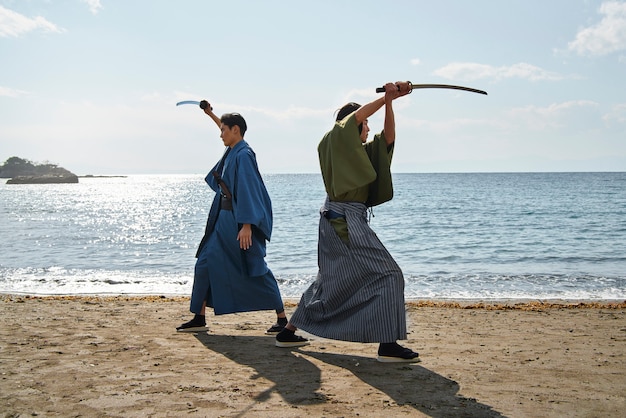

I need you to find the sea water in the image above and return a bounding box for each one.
[1,172,625,300]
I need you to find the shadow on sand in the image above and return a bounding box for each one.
[194,333,506,417]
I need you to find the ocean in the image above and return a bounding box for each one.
[1,172,625,300]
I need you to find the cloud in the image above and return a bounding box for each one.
[81,0,103,15]
[233,104,330,122]
[410,58,421,66]
[433,62,564,82]
[567,1,626,56]
[0,85,29,97]
[511,100,599,116]
[603,103,626,123]
[506,100,599,130]
[0,5,64,37]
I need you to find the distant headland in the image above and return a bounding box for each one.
[0,157,78,184]
[1,157,127,184]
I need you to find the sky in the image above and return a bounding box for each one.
[1,0,625,175]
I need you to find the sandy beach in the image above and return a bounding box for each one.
[1,295,624,417]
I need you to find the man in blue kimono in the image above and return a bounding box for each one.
[177,101,289,334]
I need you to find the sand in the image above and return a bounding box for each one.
[0,295,624,417]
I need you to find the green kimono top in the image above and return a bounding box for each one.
[317,111,394,207]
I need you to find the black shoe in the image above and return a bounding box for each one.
[176,316,208,333]
[275,330,309,348]
[377,342,420,363]
[265,317,288,335]
[265,323,285,335]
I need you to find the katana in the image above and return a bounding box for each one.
[376,83,487,95]
[176,100,213,110]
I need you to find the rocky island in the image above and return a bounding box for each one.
[0,157,79,184]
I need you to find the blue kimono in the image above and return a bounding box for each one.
[190,140,284,315]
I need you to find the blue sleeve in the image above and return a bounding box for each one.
[232,147,273,241]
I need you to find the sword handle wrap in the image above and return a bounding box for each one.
[375,81,413,93]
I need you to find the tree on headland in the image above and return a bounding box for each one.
[0,156,76,179]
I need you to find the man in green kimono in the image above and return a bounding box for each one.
[276,82,420,362]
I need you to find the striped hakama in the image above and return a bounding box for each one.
[289,199,407,343]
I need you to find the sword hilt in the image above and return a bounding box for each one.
[375,81,412,93]
[199,100,213,111]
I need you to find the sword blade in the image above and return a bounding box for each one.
[176,100,201,106]
[410,84,487,95]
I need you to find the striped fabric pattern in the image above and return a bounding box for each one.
[289,199,408,343]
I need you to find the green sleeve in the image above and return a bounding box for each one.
[364,131,394,207]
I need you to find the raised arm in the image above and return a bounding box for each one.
[200,100,221,129]
[383,84,401,145]
[355,82,411,145]
[354,97,385,125]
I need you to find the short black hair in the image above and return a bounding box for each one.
[336,102,361,122]
[221,113,247,136]
[335,102,362,134]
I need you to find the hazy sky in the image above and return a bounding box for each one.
[1,0,625,174]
